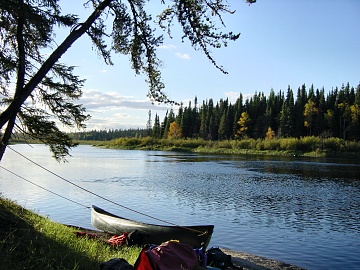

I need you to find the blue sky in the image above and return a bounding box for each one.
[55,0,360,131]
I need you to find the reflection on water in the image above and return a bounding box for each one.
[0,144,359,270]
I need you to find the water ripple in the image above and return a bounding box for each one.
[1,145,359,270]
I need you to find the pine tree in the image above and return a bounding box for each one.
[294,84,307,137]
[163,109,175,139]
[181,101,192,138]
[218,109,229,140]
[152,114,161,139]
[349,83,360,140]
[315,88,327,136]
[232,94,243,138]
[207,99,215,139]
[161,110,168,139]
[279,86,295,137]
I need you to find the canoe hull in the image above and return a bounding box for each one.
[91,205,214,248]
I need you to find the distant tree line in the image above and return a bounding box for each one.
[73,82,360,142]
[71,128,150,141]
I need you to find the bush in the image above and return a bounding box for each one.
[139,136,157,146]
[255,140,264,151]
[102,136,360,156]
[279,138,299,151]
[323,137,345,151]
[343,140,360,152]
[231,139,256,149]
[121,138,142,147]
[215,140,232,149]
[262,138,280,150]
[161,138,207,149]
[299,136,321,151]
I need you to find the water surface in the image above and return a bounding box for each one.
[0,144,359,269]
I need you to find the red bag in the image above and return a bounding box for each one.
[134,241,198,270]
[108,232,128,246]
[134,247,153,270]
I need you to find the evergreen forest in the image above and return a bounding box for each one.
[72,82,360,143]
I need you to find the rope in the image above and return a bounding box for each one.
[0,165,90,209]
[3,145,209,235]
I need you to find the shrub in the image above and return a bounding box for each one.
[323,137,344,151]
[139,136,157,146]
[255,140,264,151]
[299,136,321,151]
[279,138,299,151]
[262,138,280,150]
[215,140,232,149]
[344,140,360,152]
[231,139,256,149]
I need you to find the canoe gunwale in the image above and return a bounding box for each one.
[91,205,214,248]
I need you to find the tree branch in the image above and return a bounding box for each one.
[0,0,112,129]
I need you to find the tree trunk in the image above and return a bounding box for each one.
[0,115,16,160]
[0,0,112,160]
[0,0,112,130]
[0,2,26,160]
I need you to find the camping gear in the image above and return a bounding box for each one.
[100,258,134,270]
[134,241,198,270]
[206,247,239,269]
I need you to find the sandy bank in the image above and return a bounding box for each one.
[222,248,305,270]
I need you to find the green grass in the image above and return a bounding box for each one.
[93,136,360,158]
[0,195,141,270]
[11,136,360,158]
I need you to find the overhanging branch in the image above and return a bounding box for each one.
[0,0,112,129]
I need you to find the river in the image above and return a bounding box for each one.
[0,144,359,269]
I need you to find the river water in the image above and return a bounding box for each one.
[0,144,359,269]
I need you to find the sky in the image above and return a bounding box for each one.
[54,0,360,131]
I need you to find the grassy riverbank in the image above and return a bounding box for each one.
[0,196,141,270]
[1,195,305,270]
[10,136,360,158]
[91,136,360,158]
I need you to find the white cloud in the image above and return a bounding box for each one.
[80,89,170,111]
[158,44,191,60]
[158,44,177,50]
[224,91,253,103]
[86,112,144,130]
[224,91,241,103]
[175,52,191,60]
[77,89,174,130]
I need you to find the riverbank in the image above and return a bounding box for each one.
[0,195,141,269]
[10,136,360,159]
[90,136,360,159]
[223,249,305,270]
[1,196,305,269]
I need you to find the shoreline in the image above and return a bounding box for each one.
[222,248,305,270]
[74,225,305,270]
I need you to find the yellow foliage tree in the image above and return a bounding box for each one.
[350,104,360,124]
[236,112,250,138]
[265,127,275,139]
[304,99,318,135]
[324,109,334,129]
[168,121,182,139]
